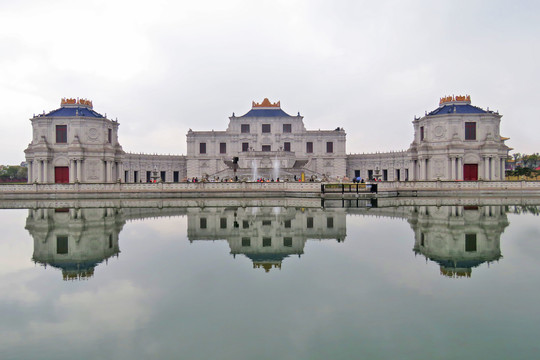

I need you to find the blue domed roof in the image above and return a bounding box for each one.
[239,108,292,117]
[237,98,293,118]
[44,106,105,118]
[428,104,487,116]
[245,253,290,262]
[427,95,488,116]
[37,98,105,118]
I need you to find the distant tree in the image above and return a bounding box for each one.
[0,165,27,181]
[514,166,532,177]
[528,153,540,168]
[510,152,540,170]
[16,166,27,179]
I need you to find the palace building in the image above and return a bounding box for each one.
[24,96,510,183]
[186,98,346,180]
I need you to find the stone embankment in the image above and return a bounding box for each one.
[0,182,322,200]
[375,180,540,197]
[1,181,539,201]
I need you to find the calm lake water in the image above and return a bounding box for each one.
[1,199,540,360]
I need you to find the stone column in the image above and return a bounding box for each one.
[27,161,33,184]
[500,158,505,180]
[490,157,495,180]
[69,160,75,183]
[103,160,108,182]
[36,160,41,183]
[117,161,123,183]
[77,160,82,182]
[43,160,48,183]
[424,158,429,180]
[450,157,456,180]
[457,157,463,180]
[108,161,113,183]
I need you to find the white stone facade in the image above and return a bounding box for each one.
[347,151,410,181]
[186,99,346,180]
[24,96,509,183]
[122,153,186,183]
[409,204,508,277]
[25,99,124,183]
[347,96,510,181]
[26,207,123,280]
[408,96,509,181]
[187,205,346,271]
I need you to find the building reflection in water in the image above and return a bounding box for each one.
[22,200,515,278]
[187,206,347,272]
[25,208,124,280]
[408,205,509,278]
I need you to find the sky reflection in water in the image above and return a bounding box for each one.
[1,201,540,360]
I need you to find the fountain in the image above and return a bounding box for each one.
[150,166,161,183]
[251,159,258,181]
[272,158,280,181]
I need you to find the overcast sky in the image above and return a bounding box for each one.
[1,0,539,164]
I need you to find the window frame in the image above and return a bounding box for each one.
[56,125,67,143]
[56,235,68,254]
[306,142,313,154]
[283,142,291,152]
[241,124,250,133]
[283,123,292,133]
[220,142,227,154]
[465,233,477,252]
[326,141,334,153]
[465,122,476,140]
[262,124,271,133]
[199,142,206,154]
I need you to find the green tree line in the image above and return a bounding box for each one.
[0,165,27,182]
[507,152,540,178]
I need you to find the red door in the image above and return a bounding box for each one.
[463,164,478,181]
[55,167,69,183]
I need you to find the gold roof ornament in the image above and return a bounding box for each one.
[440,267,472,278]
[439,95,471,106]
[252,98,280,108]
[253,261,282,272]
[61,97,93,109]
